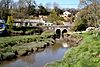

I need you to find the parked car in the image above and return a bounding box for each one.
[0,20,8,36]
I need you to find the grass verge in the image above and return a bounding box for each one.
[46,31,100,67]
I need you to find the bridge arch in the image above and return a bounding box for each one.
[62,29,67,34]
[55,28,67,38]
[62,29,67,38]
[56,29,61,38]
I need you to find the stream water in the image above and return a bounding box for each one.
[1,39,69,67]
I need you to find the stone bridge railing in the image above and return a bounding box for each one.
[42,25,71,30]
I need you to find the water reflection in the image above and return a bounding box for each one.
[2,40,69,67]
[21,54,35,64]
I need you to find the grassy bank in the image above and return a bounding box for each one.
[0,32,54,61]
[0,32,54,48]
[46,31,100,67]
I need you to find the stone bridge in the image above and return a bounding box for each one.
[42,25,72,38]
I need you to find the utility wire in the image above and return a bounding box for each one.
[56,4,78,5]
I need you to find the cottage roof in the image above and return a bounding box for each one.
[63,11,71,15]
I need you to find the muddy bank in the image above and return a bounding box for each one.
[0,39,55,62]
[63,33,83,47]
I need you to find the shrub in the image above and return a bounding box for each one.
[73,18,87,31]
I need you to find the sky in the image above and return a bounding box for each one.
[15,0,79,9]
[36,0,79,8]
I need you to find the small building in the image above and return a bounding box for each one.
[14,17,54,27]
[62,11,72,22]
[40,18,53,26]
[63,11,71,17]
[14,19,41,27]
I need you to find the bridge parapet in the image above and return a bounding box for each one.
[46,25,71,30]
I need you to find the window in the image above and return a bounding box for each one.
[0,23,5,29]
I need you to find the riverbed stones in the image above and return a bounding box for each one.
[0,55,1,61]
[0,54,3,61]
[14,50,18,55]
[32,48,37,52]
[46,42,50,46]
[49,41,54,46]
[64,34,82,47]
[36,47,44,52]
[17,50,27,56]
[2,52,16,60]
[0,34,55,62]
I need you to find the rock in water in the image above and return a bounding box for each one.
[2,53,16,60]
[62,43,69,48]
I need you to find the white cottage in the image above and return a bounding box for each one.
[63,11,71,17]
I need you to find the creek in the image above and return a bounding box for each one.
[1,39,69,67]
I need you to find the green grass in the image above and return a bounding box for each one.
[0,32,54,54]
[46,31,100,67]
[0,35,37,48]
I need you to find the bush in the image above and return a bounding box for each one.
[37,23,43,26]
[73,18,87,31]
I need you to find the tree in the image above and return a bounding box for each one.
[11,0,36,19]
[18,0,37,17]
[38,4,48,15]
[48,9,64,25]
[79,0,100,8]
[0,0,13,21]
[79,0,100,25]
[73,10,88,31]
[18,0,26,7]
[73,0,100,31]
[6,16,14,31]
[28,5,36,15]
[53,2,63,15]
[54,7,63,15]
[25,0,36,15]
